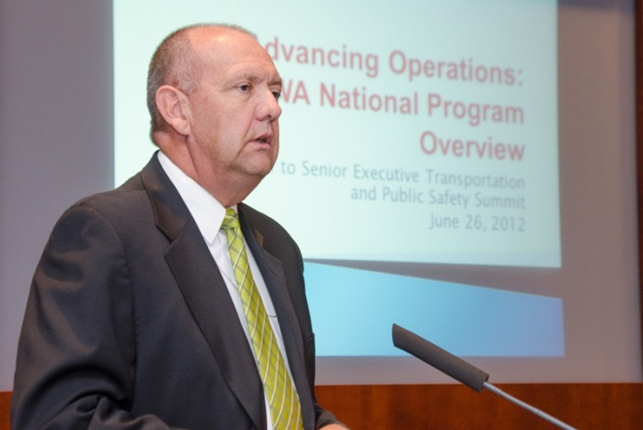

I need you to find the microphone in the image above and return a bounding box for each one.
[392,324,577,430]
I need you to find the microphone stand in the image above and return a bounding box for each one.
[392,324,578,430]
[482,382,577,430]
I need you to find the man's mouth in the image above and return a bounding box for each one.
[253,133,272,144]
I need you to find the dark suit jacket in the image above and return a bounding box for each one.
[11,154,339,430]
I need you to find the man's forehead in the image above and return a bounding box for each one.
[188,27,259,56]
[188,30,279,79]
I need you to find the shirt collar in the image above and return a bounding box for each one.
[157,151,235,245]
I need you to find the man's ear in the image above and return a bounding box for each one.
[155,85,192,136]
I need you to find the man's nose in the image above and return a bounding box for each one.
[256,88,282,121]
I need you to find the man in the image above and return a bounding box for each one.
[11,24,348,430]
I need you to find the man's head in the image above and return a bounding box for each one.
[147,24,283,206]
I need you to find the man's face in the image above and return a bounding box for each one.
[185,30,283,191]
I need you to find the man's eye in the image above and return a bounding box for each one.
[272,90,281,100]
[238,84,251,92]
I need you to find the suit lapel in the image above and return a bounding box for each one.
[140,155,266,430]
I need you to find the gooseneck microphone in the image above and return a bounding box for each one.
[392,324,578,430]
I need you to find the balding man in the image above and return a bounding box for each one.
[11,24,347,430]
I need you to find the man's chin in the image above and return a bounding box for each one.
[237,165,274,186]
[244,156,278,177]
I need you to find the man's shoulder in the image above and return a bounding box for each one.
[74,173,147,213]
[69,153,166,215]
[53,172,153,234]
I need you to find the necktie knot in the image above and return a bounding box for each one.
[222,208,240,231]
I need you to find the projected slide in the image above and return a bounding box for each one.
[115,0,559,269]
[114,0,562,357]
[305,263,564,357]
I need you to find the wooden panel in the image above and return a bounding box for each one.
[2,384,642,429]
[316,383,643,429]
[0,392,10,430]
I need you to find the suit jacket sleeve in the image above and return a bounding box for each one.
[11,203,184,429]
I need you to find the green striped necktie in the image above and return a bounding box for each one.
[221,208,304,430]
